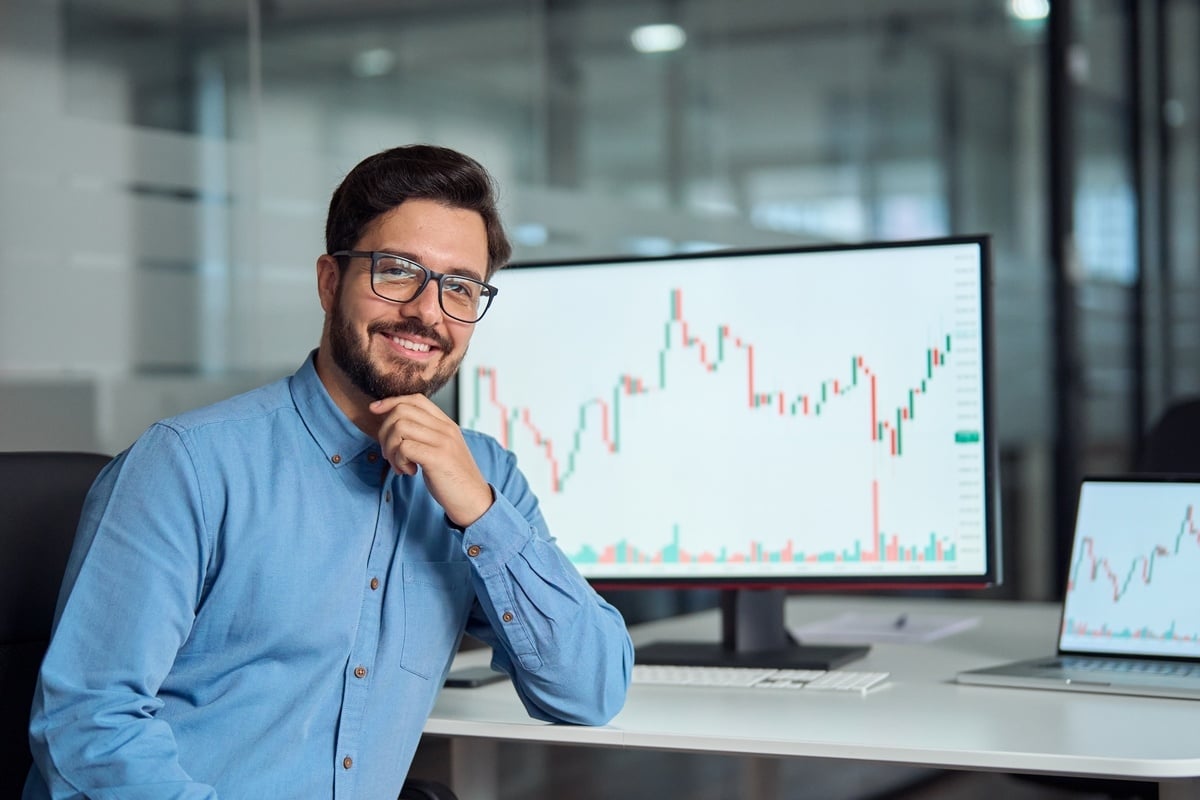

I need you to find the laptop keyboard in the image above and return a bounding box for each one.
[631,664,890,694]
[1054,657,1198,677]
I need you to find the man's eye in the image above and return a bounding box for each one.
[443,279,476,298]
[378,263,421,280]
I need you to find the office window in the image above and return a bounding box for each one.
[1069,0,1138,466]
[2,0,1057,586]
[1162,0,1200,399]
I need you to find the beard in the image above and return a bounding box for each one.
[327,294,464,400]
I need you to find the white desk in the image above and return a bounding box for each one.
[426,596,1200,800]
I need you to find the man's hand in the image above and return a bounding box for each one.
[369,395,494,528]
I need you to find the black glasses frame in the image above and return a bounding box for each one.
[331,250,498,323]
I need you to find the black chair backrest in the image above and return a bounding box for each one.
[0,451,111,798]
[1137,398,1200,474]
[399,778,461,800]
[0,451,458,800]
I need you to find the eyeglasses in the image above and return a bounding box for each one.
[332,250,499,323]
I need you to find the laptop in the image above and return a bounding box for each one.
[957,475,1200,700]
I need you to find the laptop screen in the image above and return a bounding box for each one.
[1059,477,1200,659]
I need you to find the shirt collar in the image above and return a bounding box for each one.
[289,350,377,469]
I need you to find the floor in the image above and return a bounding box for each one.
[409,737,1158,799]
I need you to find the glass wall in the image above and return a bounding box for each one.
[4,0,1196,600]
[1073,0,1137,473]
[1161,0,1200,401]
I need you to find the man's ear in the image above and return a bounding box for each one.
[316,254,340,313]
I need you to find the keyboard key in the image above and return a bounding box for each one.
[803,670,890,694]
[632,665,775,687]
[753,669,826,689]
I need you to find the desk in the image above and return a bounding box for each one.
[426,596,1200,800]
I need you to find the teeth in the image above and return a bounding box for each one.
[391,335,431,353]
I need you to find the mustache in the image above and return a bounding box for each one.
[367,318,452,352]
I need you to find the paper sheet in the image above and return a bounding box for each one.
[787,612,980,644]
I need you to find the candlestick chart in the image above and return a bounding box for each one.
[458,244,992,581]
[1060,481,1200,657]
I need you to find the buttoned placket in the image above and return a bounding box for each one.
[332,451,396,799]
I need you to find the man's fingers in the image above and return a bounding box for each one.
[369,396,405,415]
[386,437,417,475]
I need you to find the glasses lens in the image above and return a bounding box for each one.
[440,276,491,322]
[369,254,493,322]
[371,256,426,302]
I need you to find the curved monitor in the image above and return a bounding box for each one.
[457,236,1000,669]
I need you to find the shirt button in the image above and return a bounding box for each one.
[342,756,353,770]
[368,452,379,463]
[331,454,342,465]
[370,577,380,590]
[502,612,514,623]
[385,490,391,503]
[467,544,482,557]
[354,665,367,679]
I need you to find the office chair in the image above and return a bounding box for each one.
[0,451,110,798]
[1136,397,1200,474]
[0,451,458,800]
[398,778,461,800]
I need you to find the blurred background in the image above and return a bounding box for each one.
[1,0,1198,611]
[3,2,1197,797]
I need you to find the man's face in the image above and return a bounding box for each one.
[317,198,489,403]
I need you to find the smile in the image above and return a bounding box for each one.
[391,335,432,353]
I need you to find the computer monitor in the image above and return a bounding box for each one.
[456,235,1000,670]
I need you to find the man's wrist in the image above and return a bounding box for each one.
[447,483,495,529]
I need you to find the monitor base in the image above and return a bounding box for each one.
[634,640,870,671]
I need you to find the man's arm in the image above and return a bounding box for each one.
[370,395,633,725]
[458,479,634,726]
[27,424,216,800]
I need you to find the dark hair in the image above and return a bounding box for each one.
[325,144,512,278]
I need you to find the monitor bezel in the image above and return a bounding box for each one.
[454,234,1002,592]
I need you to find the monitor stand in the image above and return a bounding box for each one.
[634,588,869,671]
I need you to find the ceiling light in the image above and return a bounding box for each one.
[630,24,686,54]
[1009,0,1050,21]
[351,48,396,78]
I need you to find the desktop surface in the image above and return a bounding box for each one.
[428,596,1200,793]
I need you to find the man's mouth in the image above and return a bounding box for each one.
[367,320,452,364]
[389,335,432,353]
[377,330,442,363]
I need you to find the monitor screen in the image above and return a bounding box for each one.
[457,236,999,668]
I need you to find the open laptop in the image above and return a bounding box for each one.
[957,475,1200,700]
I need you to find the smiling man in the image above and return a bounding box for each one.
[25,145,633,800]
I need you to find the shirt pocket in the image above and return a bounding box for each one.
[399,560,473,679]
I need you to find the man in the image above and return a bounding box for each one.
[25,144,633,799]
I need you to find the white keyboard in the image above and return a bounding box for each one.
[632,664,889,695]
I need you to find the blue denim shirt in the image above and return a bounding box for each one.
[25,353,632,800]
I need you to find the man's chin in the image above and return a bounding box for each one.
[348,343,462,399]
[371,366,456,399]
[371,376,438,399]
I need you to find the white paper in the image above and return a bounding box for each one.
[788,612,980,644]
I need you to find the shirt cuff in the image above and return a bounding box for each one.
[459,489,535,577]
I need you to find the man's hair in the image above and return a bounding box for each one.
[325,144,512,278]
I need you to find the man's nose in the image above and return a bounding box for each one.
[404,279,443,323]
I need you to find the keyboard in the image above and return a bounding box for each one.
[631,664,890,695]
[1054,657,1198,677]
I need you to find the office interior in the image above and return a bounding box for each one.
[1,0,1196,798]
